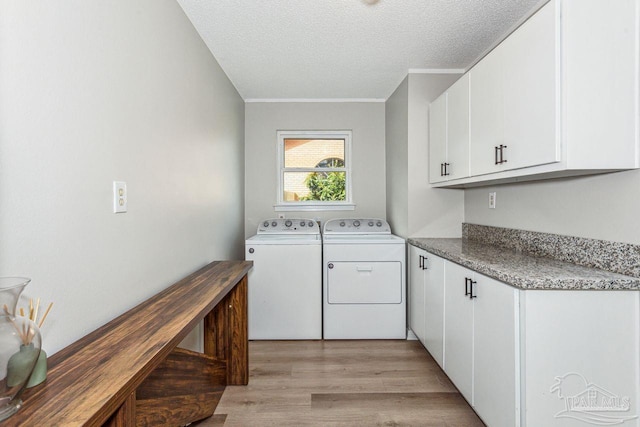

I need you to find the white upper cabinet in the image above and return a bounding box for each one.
[501,1,558,171]
[433,0,639,187]
[561,0,638,169]
[429,74,470,183]
[447,75,470,180]
[471,1,558,176]
[428,93,448,183]
[469,45,505,176]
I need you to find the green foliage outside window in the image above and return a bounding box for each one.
[301,171,346,201]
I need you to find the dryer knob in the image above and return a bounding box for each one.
[271,221,277,227]
[376,221,382,227]
[285,220,292,227]
[263,221,269,227]
[353,220,361,227]
[328,263,334,269]
[340,221,345,227]
[368,221,374,226]
[248,248,255,254]
[300,221,305,227]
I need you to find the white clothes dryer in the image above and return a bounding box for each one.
[322,218,406,339]
[245,218,321,340]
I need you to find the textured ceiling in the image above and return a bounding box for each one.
[177,0,544,100]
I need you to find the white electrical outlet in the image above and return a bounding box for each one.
[113,181,127,213]
[489,192,496,209]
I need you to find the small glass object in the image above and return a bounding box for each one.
[0,277,42,422]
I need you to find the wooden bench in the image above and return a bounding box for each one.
[12,260,252,426]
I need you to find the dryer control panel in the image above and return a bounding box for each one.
[256,218,320,234]
[323,218,391,234]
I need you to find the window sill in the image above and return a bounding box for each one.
[274,203,356,212]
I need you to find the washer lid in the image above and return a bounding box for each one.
[322,234,405,245]
[246,234,321,245]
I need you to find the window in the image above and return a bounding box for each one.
[276,130,353,211]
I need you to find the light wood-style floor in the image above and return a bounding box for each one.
[194,340,484,426]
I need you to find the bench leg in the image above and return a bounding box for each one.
[104,391,135,427]
[204,275,249,385]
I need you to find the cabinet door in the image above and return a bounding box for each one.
[522,290,640,427]
[469,46,505,176]
[423,253,445,368]
[429,93,447,183]
[443,261,474,403]
[446,74,470,180]
[502,0,558,170]
[408,246,426,342]
[473,274,519,427]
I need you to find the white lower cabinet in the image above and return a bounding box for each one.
[422,252,445,368]
[408,246,445,367]
[410,245,519,424]
[520,290,640,427]
[443,261,519,426]
[472,272,519,427]
[411,244,640,427]
[443,262,475,402]
[408,245,427,342]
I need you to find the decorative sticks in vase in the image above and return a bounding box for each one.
[3,298,53,345]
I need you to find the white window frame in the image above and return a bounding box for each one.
[275,130,354,211]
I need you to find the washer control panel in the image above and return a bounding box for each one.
[323,218,391,234]
[256,218,320,234]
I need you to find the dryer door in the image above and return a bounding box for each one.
[327,261,402,304]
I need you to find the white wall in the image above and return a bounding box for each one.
[465,169,640,245]
[244,102,386,237]
[385,73,464,239]
[0,1,245,354]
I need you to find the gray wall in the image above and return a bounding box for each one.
[385,73,464,239]
[385,78,410,237]
[244,102,386,237]
[465,169,640,245]
[0,1,245,353]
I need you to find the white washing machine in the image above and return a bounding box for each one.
[245,218,321,340]
[323,218,406,339]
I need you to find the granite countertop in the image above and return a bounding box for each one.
[408,237,640,290]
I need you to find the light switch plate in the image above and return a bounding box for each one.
[489,192,496,209]
[113,181,127,213]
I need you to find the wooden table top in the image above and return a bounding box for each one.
[10,260,252,427]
